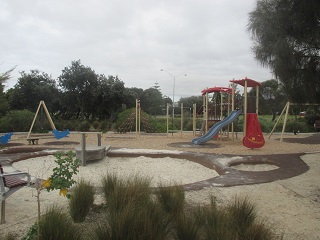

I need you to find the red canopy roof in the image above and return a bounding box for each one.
[229,77,262,87]
[201,86,232,95]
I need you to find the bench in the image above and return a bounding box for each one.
[0,164,30,224]
[26,136,55,145]
[314,120,320,132]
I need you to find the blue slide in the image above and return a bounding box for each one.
[192,110,242,145]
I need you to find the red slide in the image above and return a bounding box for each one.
[243,113,265,148]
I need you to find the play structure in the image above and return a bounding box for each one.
[192,86,238,144]
[27,101,70,144]
[192,110,242,144]
[117,100,156,134]
[269,102,320,142]
[192,77,265,149]
[230,78,265,148]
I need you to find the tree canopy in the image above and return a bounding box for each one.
[248,0,320,103]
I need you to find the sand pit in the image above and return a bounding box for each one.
[12,155,219,187]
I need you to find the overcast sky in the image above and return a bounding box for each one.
[1,0,273,100]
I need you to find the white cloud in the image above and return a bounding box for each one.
[1,0,272,99]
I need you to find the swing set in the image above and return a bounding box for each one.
[27,101,69,144]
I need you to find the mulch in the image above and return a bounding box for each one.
[279,133,320,144]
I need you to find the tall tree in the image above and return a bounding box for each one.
[140,87,163,115]
[0,67,15,116]
[93,75,126,120]
[249,79,286,120]
[58,60,98,119]
[7,70,59,112]
[248,0,320,103]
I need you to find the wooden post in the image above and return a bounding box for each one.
[256,85,259,114]
[193,103,196,136]
[231,82,235,141]
[243,80,248,137]
[268,102,289,139]
[205,92,208,134]
[97,133,101,146]
[181,103,183,136]
[166,103,169,136]
[280,102,290,142]
[81,133,86,166]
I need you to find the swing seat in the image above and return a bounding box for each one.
[0,133,13,145]
[52,129,70,139]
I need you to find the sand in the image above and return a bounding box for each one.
[1,131,320,239]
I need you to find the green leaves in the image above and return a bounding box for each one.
[45,151,80,198]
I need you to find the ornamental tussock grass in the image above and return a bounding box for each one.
[96,174,172,240]
[155,183,185,216]
[69,179,95,223]
[1,232,17,240]
[38,205,81,240]
[91,173,282,240]
[101,173,151,212]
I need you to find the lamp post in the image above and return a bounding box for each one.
[160,69,187,135]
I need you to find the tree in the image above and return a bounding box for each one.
[58,60,99,119]
[7,70,60,112]
[248,0,320,104]
[93,75,126,120]
[0,67,15,116]
[140,87,163,115]
[249,79,286,120]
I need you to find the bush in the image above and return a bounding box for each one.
[78,121,91,131]
[69,179,95,223]
[92,120,100,130]
[0,110,35,132]
[93,174,282,240]
[38,206,81,240]
[155,184,185,216]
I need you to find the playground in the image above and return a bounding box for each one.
[0,131,320,239]
[0,79,320,239]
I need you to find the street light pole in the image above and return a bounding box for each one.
[160,69,187,135]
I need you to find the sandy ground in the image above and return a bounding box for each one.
[1,131,320,239]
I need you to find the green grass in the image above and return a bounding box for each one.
[69,179,95,223]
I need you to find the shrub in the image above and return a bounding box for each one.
[21,223,37,240]
[38,206,81,240]
[69,179,95,223]
[155,184,185,216]
[0,110,35,132]
[102,174,151,212]
[92,120,100,130]
[1,232,18,240]
[97,174,171,240]
[78,121,91,131]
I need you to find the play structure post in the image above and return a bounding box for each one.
[81,133,86,166]
[243,80,248,137]
[256,85,259,114]
[193,103,196,136]
[181,103,183,136]
[280,102,290,142]
[166,103,169,136]
[135,99,140,136]
[268,102,289,139]
[205,92,209,133]
[231,82,235,141]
